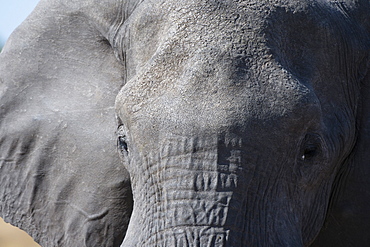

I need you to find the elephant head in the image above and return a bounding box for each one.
[1,0,370,246]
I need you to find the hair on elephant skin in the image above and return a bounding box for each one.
[0,0,369,246]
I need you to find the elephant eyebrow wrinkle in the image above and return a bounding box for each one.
[55,200,109,221]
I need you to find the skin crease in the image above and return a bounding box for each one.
[0,0,369,247]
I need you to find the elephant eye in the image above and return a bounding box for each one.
[117,125,129,155]
[118,135,128,153]
[301,145,318,161]
[300,133,323,162]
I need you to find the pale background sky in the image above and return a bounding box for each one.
[0,0,40,46]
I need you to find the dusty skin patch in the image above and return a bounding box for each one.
[0,218,40,247]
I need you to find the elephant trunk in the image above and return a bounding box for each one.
[122,136,304,246]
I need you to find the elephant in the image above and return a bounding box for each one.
[1,0,370,246]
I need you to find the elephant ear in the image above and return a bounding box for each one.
[0,0,133,246]
[312,1,370,246]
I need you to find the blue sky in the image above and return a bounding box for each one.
[0,0,40,46]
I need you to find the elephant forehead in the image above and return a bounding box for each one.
[116,49,319,141]
[115,0,322,139]
[112,0,312,80]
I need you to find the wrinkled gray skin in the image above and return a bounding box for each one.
[1,0,370,246]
